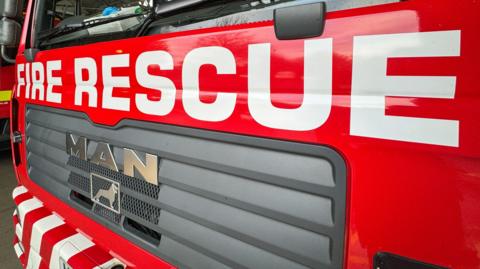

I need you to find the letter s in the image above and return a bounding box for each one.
[135,51,176,116]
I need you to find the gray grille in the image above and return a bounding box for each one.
[25,105,347,269]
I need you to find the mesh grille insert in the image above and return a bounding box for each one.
[122,194,161,225]
[93,204,122,224]
[68,156,160,199]
[68,173,90,194]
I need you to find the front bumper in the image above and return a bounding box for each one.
[12,186,124,269]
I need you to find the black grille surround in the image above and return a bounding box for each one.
[25,104,347,269]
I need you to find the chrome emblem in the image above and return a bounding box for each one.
[66,133,159,185]
[90,173,120,213]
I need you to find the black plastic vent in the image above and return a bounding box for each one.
[124,217,161,245]
[374,252,448,269]
[70,190,93,209]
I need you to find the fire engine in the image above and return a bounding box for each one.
[1,0,479,268]
[0,60,14,149]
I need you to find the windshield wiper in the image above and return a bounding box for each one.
[135,0,212,36]
[39,12,147,42]
[155,0,210,15]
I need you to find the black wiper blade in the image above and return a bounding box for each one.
[82,12,146,29]
[155,0,210,15]
[39,12,147,41]
[38,25,78,41]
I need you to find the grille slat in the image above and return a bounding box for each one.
[27,136,69,167]
[159,236,231,269]
[27,152,70,184]
[159,176,333,235]
[28,167,71,201]
[26,122,66,150]
[159,159,334,229]
[25,105,347,269]
[157,185,330,268]
[158,211,311,269]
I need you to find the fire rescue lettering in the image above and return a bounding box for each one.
[15,30,461,147]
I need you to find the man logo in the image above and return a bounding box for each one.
[66,133,159,186]
[93,181,119,208]
[90,174,121,213]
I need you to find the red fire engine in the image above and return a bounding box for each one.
[0,61,14,149]
[1,0,479,268]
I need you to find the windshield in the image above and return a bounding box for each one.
[37,0,152,47]
[54,0,152,24]
[37,0,399,49]
[146,0,399,36]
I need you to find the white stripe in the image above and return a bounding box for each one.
[49,233,94,269]
[18,197,43,225]
[12,186,28,199]
[26,248,42,269]
[13,209,18,216]
[29,214,65,253]
[93,258,123,269]
[14,243,23,258]
[16,223,23,241]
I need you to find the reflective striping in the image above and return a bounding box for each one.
[39,262,50,269]
[29,214,65,253]
[13,186,28,199]
[49,233,95,269]
[92,258,123,269]
[0,90,12,101]
[14,242,23,257]
[22,208,51,266]
[68,245,115,268]
[13,210,18,224]
[18,197,43,225]
[13,239,26,267]
[14,192,33,209]
[40,225,77,266]
[61,234,95,261]
[13,211,22,242]
[26,248,43,269]
[16,223,23,241]
[12,186,124,269]
[13,234,19,244]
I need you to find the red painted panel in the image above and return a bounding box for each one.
[0,65,14,118]
[11,0,480,268]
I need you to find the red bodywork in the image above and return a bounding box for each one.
[11,0,480,268]
[0,65,14,118]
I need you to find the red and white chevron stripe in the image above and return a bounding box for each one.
[12,186,124,269]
